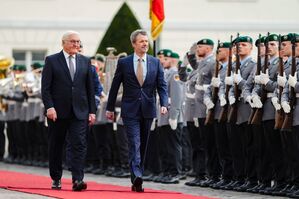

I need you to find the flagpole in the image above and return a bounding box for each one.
[153,40,157,57]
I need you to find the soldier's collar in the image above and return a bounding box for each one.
[240,56,251,66]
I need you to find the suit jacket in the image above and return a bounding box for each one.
[42,51,96,120]
[106,54,168,119]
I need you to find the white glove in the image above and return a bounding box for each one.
[181,54,189,67]
[254,75,261,84]
[189,42,197,55]
[277,72,287,87]
[211,75,221,88]
[229,96,236,105]
[234,70,243,85]
[252,95,263,108]
[260,69,270,85]
[271,97,281,111]
[204,98,214,110]
[281,101,291,113]
[169,118,178,130]
[288,72,297,88]
[150,118,156,131]
[246,96,255,108]
[219,94,227,106]
[225,72,234,86]
[193,117,199,127]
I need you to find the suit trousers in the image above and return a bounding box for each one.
[48,116,88,182]
[0,121,5,159]
[122,117,152,184]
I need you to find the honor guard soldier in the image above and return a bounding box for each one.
[279,33,299,197]
[194,38,221,187]
[205,41,234,189]
[224,36,257,191]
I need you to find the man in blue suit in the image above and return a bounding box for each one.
[42,31,96,191]
[106,29,168,192]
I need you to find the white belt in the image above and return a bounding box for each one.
[195,84,209,91]
[267,93,275,98]
[296,93,299,98]
[168,98,171,104]
[186,93,195,99]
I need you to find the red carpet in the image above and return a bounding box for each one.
[0,170,219,199]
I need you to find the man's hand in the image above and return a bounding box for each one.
[160,106,168,115]
[260,69,270,85]
[281,101,291,113]
[229,96,236,105]
[278,72,287,87]
[233,70,243,85]
[252,95,263,108]
[288,72,297,88]
[169,118,177,130]
[47,108,57,122]
[189,42,197,55]
[271,97,281,111]
[106,111,114,120]
[219,94,227,107]
[211,75,221,88]
[89,114,96,126]
[225,72,234,86]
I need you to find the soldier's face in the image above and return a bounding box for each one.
[296,43,299,57]
[259,43,265,56]
[196,45,208,57]
[217,48,229,62]
[238,42,252,56]
[163,57,172,68]
[158,54,165,65]
[62,34,80,55]
[281,41,292,57]
[132,34,149,55]
[267,41,279,56]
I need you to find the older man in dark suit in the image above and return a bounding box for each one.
[42,31,96,191]
[106,29,168,192]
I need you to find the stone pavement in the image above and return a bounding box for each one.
[0,162,286,199]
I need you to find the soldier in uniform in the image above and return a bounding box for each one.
[224,36,257,190]
[279,33,299,197]
[195,39,221,187]
[157,51,185,184]
[205,41,234,189]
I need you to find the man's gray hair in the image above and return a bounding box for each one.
[130,29,148,43]
[62,30,80,41]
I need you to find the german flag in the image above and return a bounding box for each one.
[149,0,165,41]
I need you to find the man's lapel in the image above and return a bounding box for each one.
[143,54,151,85]
[58,51,72,82]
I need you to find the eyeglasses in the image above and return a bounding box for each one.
[65,40,81,44]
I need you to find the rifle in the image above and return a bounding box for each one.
[274,35,285,129]
[227,33,240,123]
[248,34,262,124]
[251,33,270,125]
[281,36,296,131]
[205,40,220,125]
[218,36,233,123]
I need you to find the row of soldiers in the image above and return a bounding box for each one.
[148,33,299,198]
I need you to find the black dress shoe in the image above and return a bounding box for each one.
[198,178,219,188]
[234,181,257,192]
[221,180,244,190]
[211,179,231,189]
[256,183,271,194]
[264,182,287,195]
[51,180,61,190]
[72,180,87,191]
[272,184,292,196]
[161,175,180,184]
[132,177,144,192]
[286,185,299,197]
[185,177,205,186]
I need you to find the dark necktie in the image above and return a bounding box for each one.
[69,56,75,81]
[136,58,143,86]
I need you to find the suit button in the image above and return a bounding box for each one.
[139,98,141,100]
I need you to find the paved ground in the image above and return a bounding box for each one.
[0,162,286,199]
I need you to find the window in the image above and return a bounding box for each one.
[12,50,46,70]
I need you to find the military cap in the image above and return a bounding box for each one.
[157,49,165,55]
[281,33,296,42]
[11,65,18,71]
[295,33,299,43]
[13,65,26,71]
[197,39,214,46]
[236,36,253,44]
[170,52,180,59]
[265,34,279,43]
[162,49,173,57]
[219,42,231,48]
[255,36,266,47]
[31,62,43,69]
[95,53,105,62]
